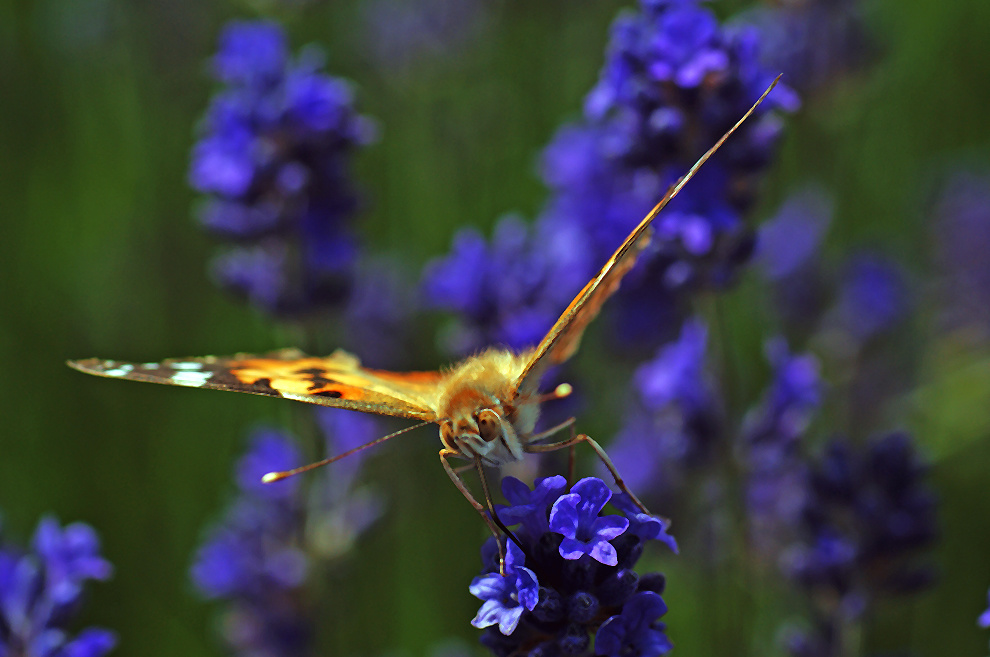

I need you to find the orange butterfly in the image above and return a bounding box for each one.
[70,77,780,566]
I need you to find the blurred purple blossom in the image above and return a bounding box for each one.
[422,213,593,356]
[0,517,116,657]
[191,431,311,657]
[779,432,937,654]
[740,339,821,559]
[341,260,416,369]
[425,0,797,356]
[191,423,382,656]
[979,588,990,628]
[741,0,877,95]
[829,253,910,343]
[545,0,797,346]
[190,20,377,317]
[360,0,488,75]
[757,186,832,330]
[605,318,721,503]
[932,170,990,336]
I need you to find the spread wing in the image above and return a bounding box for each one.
[68,348,442,421]
[515,76,782,398]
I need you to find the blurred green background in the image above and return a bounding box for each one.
[3,0,990,656]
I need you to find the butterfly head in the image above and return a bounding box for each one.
[439,404,525,466]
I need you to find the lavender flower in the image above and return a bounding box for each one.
[191,431,312,657]
[550,478,630,566]
[422,213,593,356]
[742,0,877,96]
[0,517,116,657]
[539,0,798,346]
[595,592,673,657]
[190,20,376,317]
[360,0,488,75]
[424,0,796,356]
[604,318,721,504]
[779,432,937,655]
[932,170,990,336]
[740,341,821,558]
[475,477,674,656]
[828,253,910,344]
[979,588,990,629]
[191,419,383,656]
[469,542,539,636]
[757,185,832,331]
[309,409,384,559]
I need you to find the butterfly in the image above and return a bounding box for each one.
[70,77,780,565]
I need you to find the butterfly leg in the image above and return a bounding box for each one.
[524,434,657,519]
[440,448,508,575]
[527,416,576,445]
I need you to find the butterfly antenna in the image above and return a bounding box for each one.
[261,419,432,483]
[537,382,573,404]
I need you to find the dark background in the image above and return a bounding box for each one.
[3,0,990,655]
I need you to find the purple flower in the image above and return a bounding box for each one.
[190,20,376,317]
[235,429,305,500]
[190,431,312,657]
[473,477,672,656]
[740,340,821,556]
[757,186,832,330]
[212,21,287,86]
[611,494,678,554]
[595,591,673,657]
[740,0,877,96]
[634,318,710,413]
[743,339,821,448]
[830,253,910,342]
[536,0,797,348]
[550,478,630,566]
[0,518,116,657]
[191,422,383,656]
[341,260,416,369]
[422,213,593,356]
[496,475,568,541]
[469,542,539,636]
[605,318,721,502]
[360,0,488,75]
[979,588,990,628]
[785,433,937,615]
[758,186,832,281]
[932,170,990,335]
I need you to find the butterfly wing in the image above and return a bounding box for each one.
[68,348,441,421]
[515,76,782,398]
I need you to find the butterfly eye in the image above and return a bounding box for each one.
[476,409,501,443]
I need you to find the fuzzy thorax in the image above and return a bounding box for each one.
[435,348,541,466]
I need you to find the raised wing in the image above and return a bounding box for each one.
[515,76,782,398]
[68,348,441,421]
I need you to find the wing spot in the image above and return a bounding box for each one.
[294,367,327,376]
[103,364,134,377]
[248,377,282,397]
[315,390,343,398]
[172,370,212,386]
[306,376,336,391]
[171,362,204,371]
